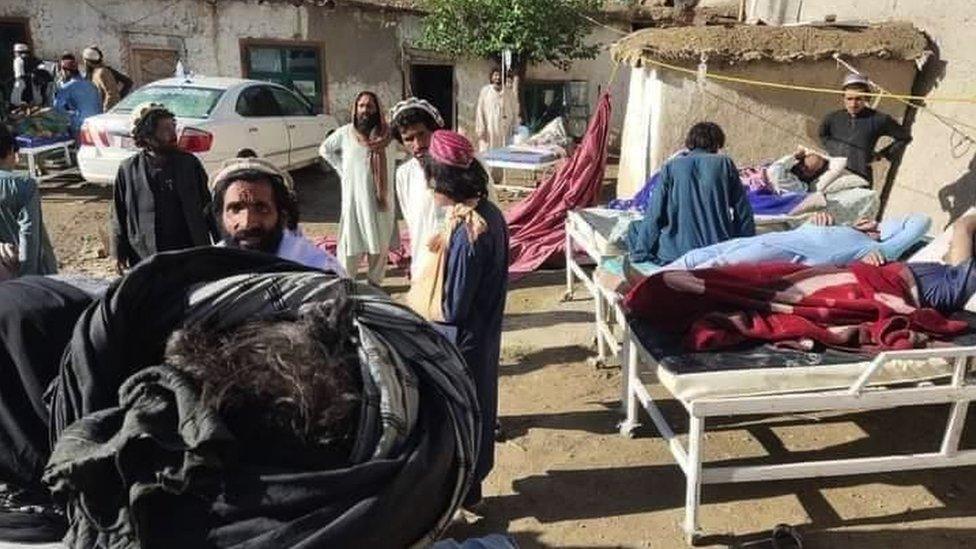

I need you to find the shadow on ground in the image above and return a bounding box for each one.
[455,400,976,547]
[500,344,592,377]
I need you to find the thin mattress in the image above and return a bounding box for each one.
[628,315,976,402]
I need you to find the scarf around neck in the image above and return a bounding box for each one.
[351,97,392,205]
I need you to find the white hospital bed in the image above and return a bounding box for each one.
[618,315,976,545]
[616,215,976,544]
[564,208,636,365]
[564,209,815,366]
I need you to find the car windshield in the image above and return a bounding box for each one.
[112,86,224,118]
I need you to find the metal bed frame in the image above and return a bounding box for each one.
[618,325,976,545]
[563,210,628,366]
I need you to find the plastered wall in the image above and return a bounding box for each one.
[750,0,976,229]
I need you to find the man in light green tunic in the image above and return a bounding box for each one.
[0,126,57,277]
[319,91,396,285]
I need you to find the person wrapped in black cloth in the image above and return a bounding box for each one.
[0,248,480,548]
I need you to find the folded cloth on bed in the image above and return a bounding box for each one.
[482,146,560,164]
[624,262,969,352]
[595,256,661,295]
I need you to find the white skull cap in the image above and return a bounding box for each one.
[82,46,102,62]
[842,73,871,88]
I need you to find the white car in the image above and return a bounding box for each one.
[77,76,339,183]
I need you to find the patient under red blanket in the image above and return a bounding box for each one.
[624,262,970,352]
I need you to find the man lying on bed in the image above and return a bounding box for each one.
[625,213,976,352]
[743,146,879,224]
[760,146,865,195]
[600,211,928,296]
[665,212,976,316]
[667,211,930,271]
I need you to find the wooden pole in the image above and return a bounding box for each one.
[738,0,747,22]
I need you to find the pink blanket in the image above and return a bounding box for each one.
[505,92,612,278]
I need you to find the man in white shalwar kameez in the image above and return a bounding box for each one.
[319,91,396,285]
[390,98,499,279]
[474,68,518,152]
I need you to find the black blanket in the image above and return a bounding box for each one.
[0,277,93,542]
[0,277,93,488]
[42,248,480,548]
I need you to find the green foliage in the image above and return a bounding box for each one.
[417,0,603,70]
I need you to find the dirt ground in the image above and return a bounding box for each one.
[37,165,976,549]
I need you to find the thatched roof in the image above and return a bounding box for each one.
[612,22,929,66]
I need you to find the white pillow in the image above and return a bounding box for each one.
[814,155,850,192]
[907,207,976,312]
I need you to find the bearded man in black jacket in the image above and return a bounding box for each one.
[110,102,216,273]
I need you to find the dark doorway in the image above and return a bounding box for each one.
[410,64,454,129]
[0,19,31,100]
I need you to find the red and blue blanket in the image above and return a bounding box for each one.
[624,262,969,352]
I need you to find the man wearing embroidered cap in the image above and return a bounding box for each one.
[818,72,912,183]
[407,129,509,508]
[391,98,500,279]
[110,102,215,272]
[210,156,346,275]
[319,91,396,285]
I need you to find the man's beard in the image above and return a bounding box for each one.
[354,112,380,135]
[148,135,179,153]
[221,221,285,254]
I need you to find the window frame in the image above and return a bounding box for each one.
[269,85,314,117]
[240,38,328,114]
[235,84,285,118]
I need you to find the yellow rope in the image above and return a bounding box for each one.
[640,56,976,104]
[578,12,976,144]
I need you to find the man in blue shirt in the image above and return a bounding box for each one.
[626,122,755,265]
[52,54,101,138]
[666,211,930,270]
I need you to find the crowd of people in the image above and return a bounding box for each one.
[6,43,130,138]
[0,64,515,544]
[0,61,971,547]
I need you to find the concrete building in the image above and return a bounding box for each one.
[0,0,639,146]
[611,23,927,198]
[743,0,976,232]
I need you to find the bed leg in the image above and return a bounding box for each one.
[26,152,38,178]
[942,356,971,456]
[684,416,704,545]
[561,226,574,302]
[618,331,640,437]
[594,291,607,364]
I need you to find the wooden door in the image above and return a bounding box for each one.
[130,48,179,88]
